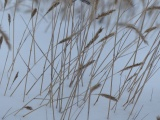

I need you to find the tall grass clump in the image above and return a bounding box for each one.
[1,0,160,120]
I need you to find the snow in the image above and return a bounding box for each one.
[0,0,160,120]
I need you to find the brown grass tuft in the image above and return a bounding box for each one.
[85,27,103,49]
[96,10,116,19]
[80,0,90,5]
[98,93,118,102]
[45,1,60,15]
[78,60,95,71]
[144,26,157,33]
[13,71,19,83]
[31,8,37,19]
[157,116,160,120]
[4,0,8,8]
[8,14,11,25]
[118,23,148,45]
[58,32,78,44]
[146,6,160,11]
[98,32,115,43]
[0,27,11,49]
[90,83,101,93]
[23,106,33,110]
[0,36,3,48]
[120,62,143,72]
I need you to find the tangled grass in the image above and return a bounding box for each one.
[1,0,160,119]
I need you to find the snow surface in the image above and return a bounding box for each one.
[0,0,160,120]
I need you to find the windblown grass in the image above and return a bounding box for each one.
[0,0,160,120]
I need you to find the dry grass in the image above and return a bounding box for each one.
[0,27,11,49]
[157,116,160,120]
[0,0,160,120]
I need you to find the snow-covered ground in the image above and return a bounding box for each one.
[0,0,160,120]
